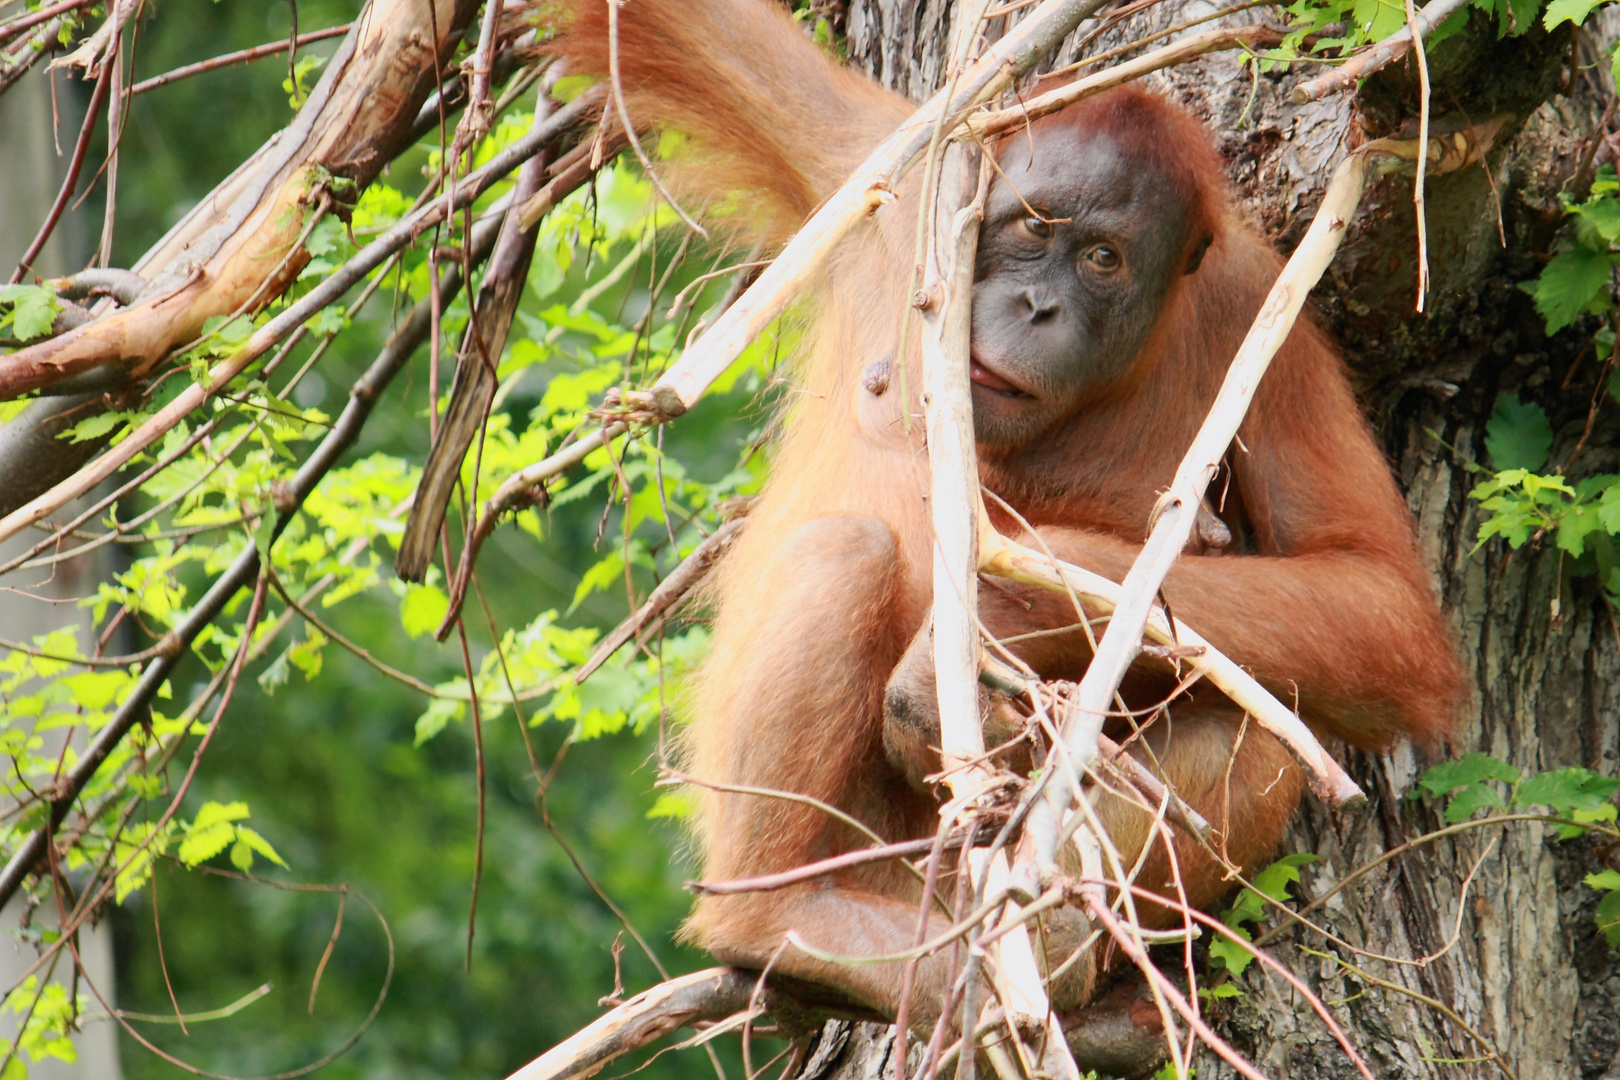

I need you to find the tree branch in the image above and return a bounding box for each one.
[1289,0,1475,105]
[0,211,499,912]
[1013,119,1508,875]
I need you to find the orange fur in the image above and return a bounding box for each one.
[547,0,1462,1029]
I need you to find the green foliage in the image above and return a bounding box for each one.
[0,977,88,1074]
[282,53,325,108]
[1261,0,1564,72]
[1,56,776,1072]
[1415,754,1619,944]
[1526,165,1620,333]
[1589,870,1620,945]
[1470,392,1620,594]
[1474,158,1620,574]
[0,284,59,343]
[1207,853,1320,981]
[1483,392,1554,470]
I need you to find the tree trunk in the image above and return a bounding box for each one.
[805,3,1620,1077]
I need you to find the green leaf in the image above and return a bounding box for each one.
[1198,982,1243,1001]
[1544,0,1607,28]
[178,821,236,867]
[1417,753,1522,797]
[233,826,288,869]
[1425,5,1470,46]
[61,411,127,444]
[1484,394,1553,471]
[1208,928,1255,976]
[1444,782,1506,823]
[178,800,251,866]
[190,800,251,830]
[646,789,697,820]
[1515,767,1620,813]
[400,584,449,639]
[1533,248,1615,335]
[1250,852,1320,903]
[414,696,463,745]
[1587,869,1620,890]
[258,651,292,694]
[1597,888,1620,946]
[287,627,326,679]
[1,283,60,341]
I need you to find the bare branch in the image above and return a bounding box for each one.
[0,87,602,547]
[503,968,768,1080]
[0,209,500,912]
[1013,119,1509,875]
[968,24,1282,139]
[572,514,747,683]
[1289,0,1474,104]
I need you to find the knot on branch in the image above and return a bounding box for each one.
[594,385,687,425]
[862,180,896,214]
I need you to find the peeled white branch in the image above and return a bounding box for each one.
[1012,121,1506,873]
[969,23,1281,139]
[920,115,1083,1080]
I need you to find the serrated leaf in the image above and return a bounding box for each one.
[1444,782,1506,823]
[1516,767,1620,812]
[1534,248,1615,334]
[1249,852,1319,902]
[177,822,235,867]
[1484,394,1553,471]
[59,411,124,444]
[1543,0,1605,27]
[1587,869,1620,890]
[1417,753,1522,797]
[234,826,288,868]
[2,284,60,341]
[1198,982,1243,1001]
[190,800,251,830]
[1208,929,1255,976]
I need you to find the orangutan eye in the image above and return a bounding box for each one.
[1017,215,1054,240]
[1083,244,1122,272]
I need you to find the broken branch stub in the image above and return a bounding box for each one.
[503,968,765,1080]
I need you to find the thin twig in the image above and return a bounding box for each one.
[1289,0,1472,104]
[9,57,112,283]
[128,25,350,95]
[1405,0,1432,311]
[603,0,706,238]
[0,90,599,544]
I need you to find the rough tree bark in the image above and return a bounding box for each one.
[798,3,1620,1078]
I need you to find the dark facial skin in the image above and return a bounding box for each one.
[970,125,1202,449]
